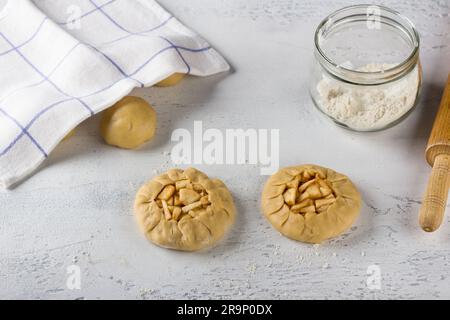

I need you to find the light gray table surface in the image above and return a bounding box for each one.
[1,0,450,300]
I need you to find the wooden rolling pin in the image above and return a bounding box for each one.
[419,74,450,232]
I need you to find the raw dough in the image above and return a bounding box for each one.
[156,73,185,87]
[63,128,76,141]
[134,168,236,251]
[100,96,157,149]
[261,165,361,244]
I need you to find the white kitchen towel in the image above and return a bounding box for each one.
[0,0,229,189]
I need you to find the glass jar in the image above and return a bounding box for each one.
[310,5,422,132]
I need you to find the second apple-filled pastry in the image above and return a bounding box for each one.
[261,165,361,244]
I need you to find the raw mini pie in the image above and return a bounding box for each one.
[134,168,236,251]
[261,165,361,244]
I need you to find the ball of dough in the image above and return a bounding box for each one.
[261,165,361,244]
[134,168,236,251]
[100,96,157,150]
[155,73,185,87]
[63,128,76,141]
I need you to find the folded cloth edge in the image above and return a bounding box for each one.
[0,0,230,190]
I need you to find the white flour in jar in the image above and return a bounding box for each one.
[316,63,420,131]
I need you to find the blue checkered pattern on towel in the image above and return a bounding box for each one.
[0,0,229,188]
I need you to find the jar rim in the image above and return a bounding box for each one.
[314,4,420,85]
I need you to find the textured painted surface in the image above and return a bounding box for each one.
[1,0,450,300]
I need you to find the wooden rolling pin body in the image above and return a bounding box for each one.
[419,74,450,232]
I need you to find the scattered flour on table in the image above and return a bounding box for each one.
[316,63,420,130]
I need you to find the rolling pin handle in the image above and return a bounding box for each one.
[419,154,450,232]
